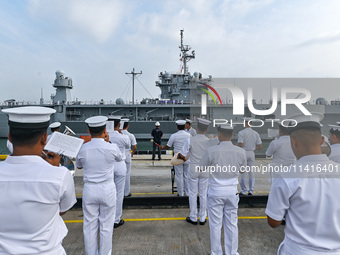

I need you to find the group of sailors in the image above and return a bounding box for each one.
[1,106,340,255]
[159,114,340,255]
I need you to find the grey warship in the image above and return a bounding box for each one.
[1,30,340,140]
[0,30,213,139]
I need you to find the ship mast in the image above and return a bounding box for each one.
[179,29,195,75]
[125,68,142,104]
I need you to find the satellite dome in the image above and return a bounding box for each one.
[316,97,327,105]
[116,98,125,105]
[55,70,65,78]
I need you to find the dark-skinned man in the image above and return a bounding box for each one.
[121,118,137,197]
[108,116,130,228]
[266,113,340,254]
[76,116,122,255]
[199,124,246,255]
[161,120,190,196]
[237,117,262,195]
[329,122,340,163]
[0,106,76,255]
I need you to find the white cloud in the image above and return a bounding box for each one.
[28,0,124,43]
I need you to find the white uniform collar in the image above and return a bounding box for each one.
[91,138,105,141]
[5,155,47,164]
[297,154,328,163]
[219,141,233,145]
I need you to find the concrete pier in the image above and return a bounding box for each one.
[65,157,282,254]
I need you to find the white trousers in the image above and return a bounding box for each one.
[174,162,189,196]
[188,176,208,222]
[83,181,116,255]
[240,151,255,193]
[114,173,126,224]
[207,189,239,255]
[124,160,131,196]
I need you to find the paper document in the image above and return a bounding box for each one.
[106,121,114,132]
[44,132,84,158]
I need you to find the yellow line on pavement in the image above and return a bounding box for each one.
[64,216,267,223]
[75,191,269,196]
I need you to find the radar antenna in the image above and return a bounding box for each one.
[179,29,195,74]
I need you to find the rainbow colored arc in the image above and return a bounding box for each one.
[199,82,222,106]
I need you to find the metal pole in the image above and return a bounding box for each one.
[126,68,142,104]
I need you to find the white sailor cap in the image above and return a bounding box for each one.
[85,116,108,127]
[2,106,56,129]
[155,122,160,126]
[121,118,129,122]
[175,120,186,126]
[287,112,324,133]
[185,119,192,124]
[216,124,234,132]
[107,115,121,120]
[329,122,340,133]
[197,118,211,126]
[49,122,61,129]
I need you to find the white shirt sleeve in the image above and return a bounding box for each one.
[180,138,190,157]
[256,133,262,145]
[266,140,275,157]
[167,134,175,148]
[265,178,291,221]
[237,131,244,144]
[131,134,137,146]
[59,169,77,212]
[75,150,84,169]
[112,144,123,162]
[124,135,131,150]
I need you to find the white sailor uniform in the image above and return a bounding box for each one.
[186,127,197,136]
[109,130,130,224]
[0,156,76,255]
[237,127,262,194]
[76,138,122,255]
[167,130,190,196]
[199,141,247,255]
[180,135,210,223]
[329,144,340,163]
[266,154,340,255]
[122,129,137,196]
[266,135,296,181]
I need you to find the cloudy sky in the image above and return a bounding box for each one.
[1,0,340,103]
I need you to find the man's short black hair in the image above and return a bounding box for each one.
[279,125,289,135]
[113,119,120,128]
[330,129,340,139]
[197,123,208,132]
[123,122,129,129]
[10,127,47,146]
[218,129,233,138]
[177,124,185,130]
[89,125,106,136]
[51,127,60,133]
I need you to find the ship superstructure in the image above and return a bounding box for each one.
[1,30,340,140]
